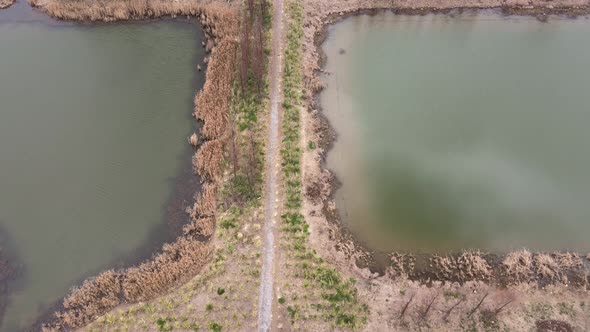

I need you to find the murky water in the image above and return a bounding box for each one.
[321,11,590,254]
[0,14,204,331]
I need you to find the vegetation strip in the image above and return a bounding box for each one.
[273,0,368,329]
[0,0,15,10]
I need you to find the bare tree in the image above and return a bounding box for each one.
[420,293,439,321]
[468,293,489,318]
[253,11,266,95]
[443,298,464,322]
[399,294,415,319]
[239,12,251,92]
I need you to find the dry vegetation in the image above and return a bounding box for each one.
[29,0,237,23]
[273,1,368,330]
[0,0,15,10]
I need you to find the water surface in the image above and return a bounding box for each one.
[0,18,203,331]
[321,11,590,253]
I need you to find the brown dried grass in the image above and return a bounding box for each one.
[187,182,218,220]
[183,216,216,238]
[0,0,15,10]
[194,38,236,140]
[30,0,237,24]
[456,250,493,281]
[55,270,123,328]
[430,250,493,282]
[122,238,212,301]
[387,253,416,278]
[193,139,225,180]
[501,249,534,284]
[533,253,561,283]
[502,250,585,286]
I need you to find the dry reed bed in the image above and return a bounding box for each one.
[0,0,15,10]
[26,1,239,330]
[390,250,589,287]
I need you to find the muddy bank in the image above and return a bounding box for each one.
[15,1,239,330]
[300,0,590,287]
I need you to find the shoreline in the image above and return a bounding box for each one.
[11,0,240,329]
[304,1,590,286]
[299,2,590,329]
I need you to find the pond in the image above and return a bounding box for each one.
[0,10,204,331]
[320,11,590,254]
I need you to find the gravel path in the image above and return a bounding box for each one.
[257,0,283,330]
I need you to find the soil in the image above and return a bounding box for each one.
[300,0,590,330]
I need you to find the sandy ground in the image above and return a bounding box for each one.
[299,0,590,331]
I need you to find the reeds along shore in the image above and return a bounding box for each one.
[0,0,15,10]
[29,0,233,23]
[32,1,239,330]
[390,250,589,287]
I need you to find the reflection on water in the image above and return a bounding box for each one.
[0,18,203,331]
[321,11,590,253]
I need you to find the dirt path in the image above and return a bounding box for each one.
[257,0,283,330]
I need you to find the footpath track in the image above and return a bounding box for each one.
[257,0,284,330]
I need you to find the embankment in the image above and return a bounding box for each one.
[298,0,590,330]
[22,0,239,330]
